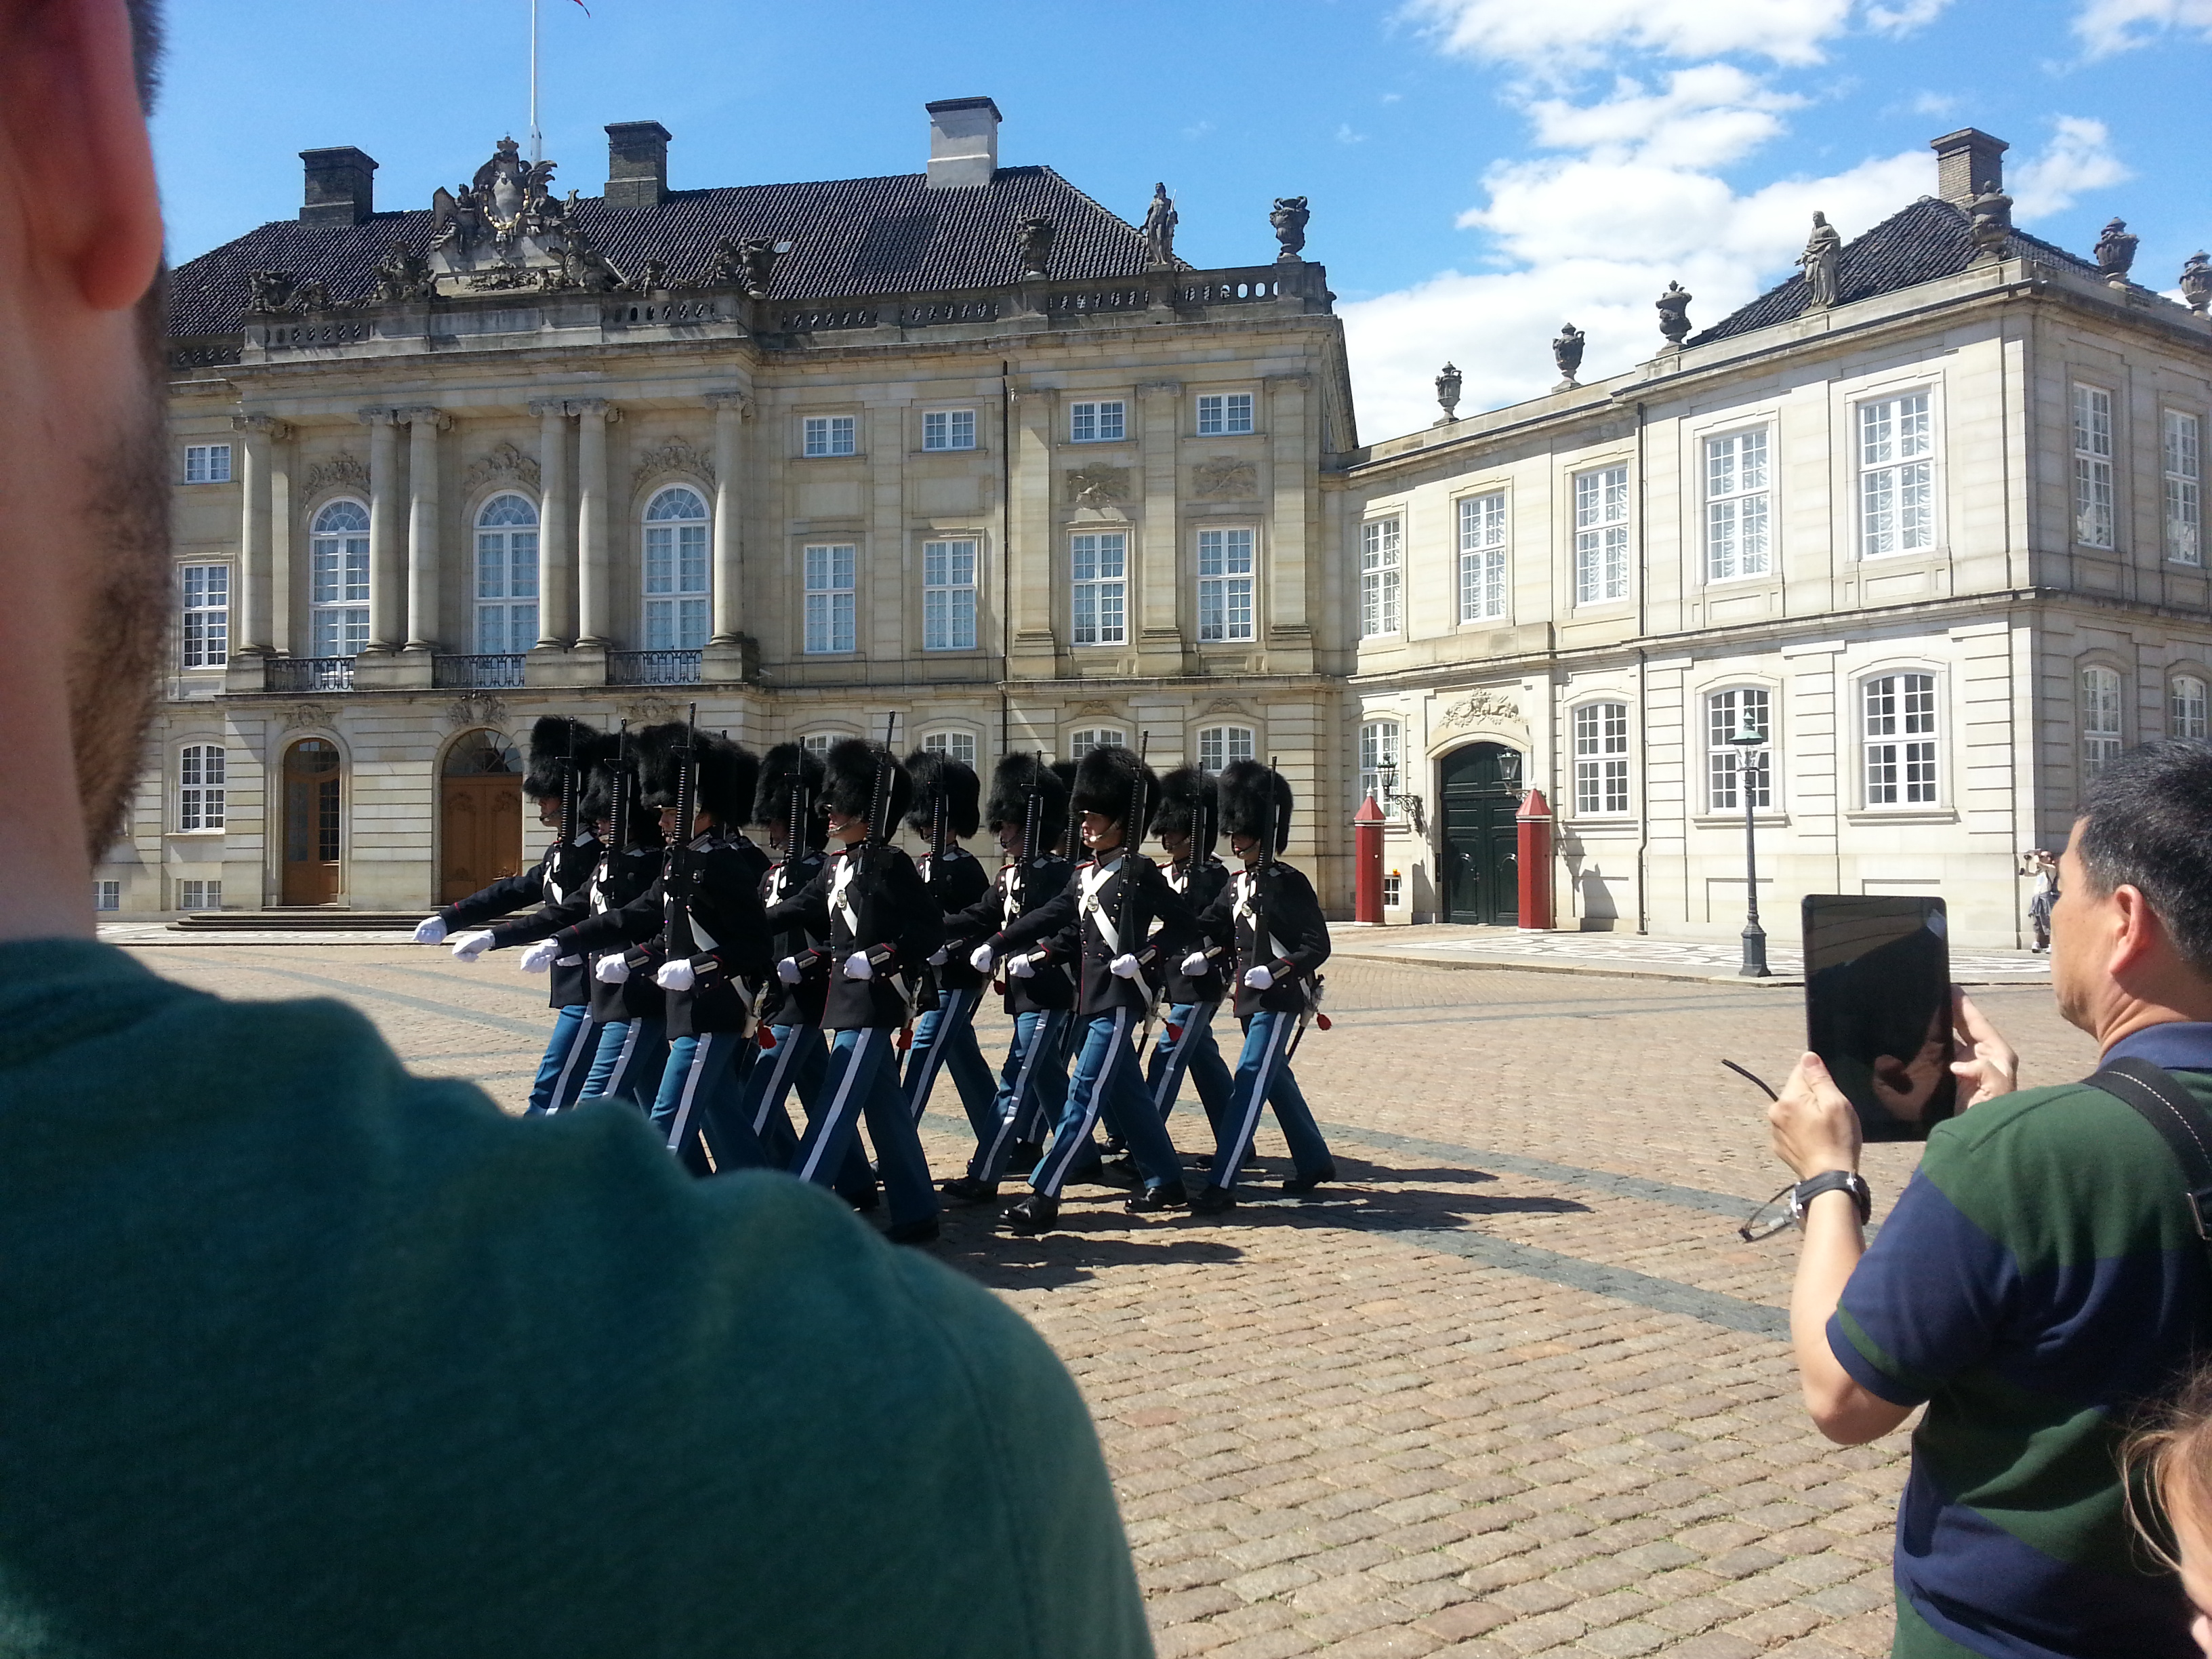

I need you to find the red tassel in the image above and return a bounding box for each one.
[1315,1014,1332,1031]
[895,1025,913,1052]
[756,1026,777,1049]
[1164,1023,1183,1044]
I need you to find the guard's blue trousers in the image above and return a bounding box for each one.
[1146,999,1231,1129]
[972,1008,1071,1182]
[575,1015,668,1112]
[526,1006,601,1115]
[903,987,998,1136]
[791,1027,938,1229]
[744,1021,825,1162]
[1206,1008,1333,1192]
[1035,1009,1185,1199]
[651,1031,769,1177]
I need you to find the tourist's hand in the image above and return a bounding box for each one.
[1949,989,2019,1108]
[1770,1052,1862,1180]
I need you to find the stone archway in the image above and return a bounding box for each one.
[281,737,344,905]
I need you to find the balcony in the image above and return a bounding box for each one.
[434,653,525,689]
[608,649,701,686]
[266,657,354,692]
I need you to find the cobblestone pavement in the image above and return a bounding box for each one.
[1329,924,2051,986]
[126,944,2100,1658]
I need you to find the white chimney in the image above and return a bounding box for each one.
[925,97,1000,189]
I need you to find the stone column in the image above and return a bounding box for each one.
[401,407,449,652]
[571,398,619,646]
[1136,380,1183,674]
[360,407,403,651]
[229,414,289,657]
[531,398,573,647]
[705,392,750,644]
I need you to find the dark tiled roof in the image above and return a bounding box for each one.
[165,165,1155,339]
[1687,197,2106,346]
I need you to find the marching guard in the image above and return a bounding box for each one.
[1143,766,1234,1135]
[564,731,675,1112]
[739,742,832,1164]
[899,748,998,1138]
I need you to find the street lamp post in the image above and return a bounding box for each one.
[1730,723,1771,978]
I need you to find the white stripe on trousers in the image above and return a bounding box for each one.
[796,1028,876,1184]
[546,1015,596,1111]
[750,1027,807,1135]
[905,990,970,1124]
[597,1019,644,1101]
[979,1010,1058,1174]
[1149,1008,1204,1116]
[1038,1008,1128,1195]
[1219,1013,1297,1181]
[663,1033,717,1153]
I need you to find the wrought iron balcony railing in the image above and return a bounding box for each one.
[607,649,701,686]
[433,653,525,689]
[266,657,354,692]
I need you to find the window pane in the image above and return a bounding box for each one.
[2174,676,2209,739]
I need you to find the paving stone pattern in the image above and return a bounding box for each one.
[129,945,2101,1656]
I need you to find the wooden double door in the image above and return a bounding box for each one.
[281,739,343,905]
[1439,743,1522,926]
[440,731,524,904]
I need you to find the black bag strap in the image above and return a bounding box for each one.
[2085,1055,2212,1246]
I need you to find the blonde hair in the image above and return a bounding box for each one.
[2123,1368,2212,1572]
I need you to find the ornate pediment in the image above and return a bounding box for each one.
[281,703,335,731]
[1439,689,1524,731]
[1065,466,1129,506]
[445,693,508,730]
[1192,457,1258,499]
[426,138,624,296]
[631,437,716,491]
[300,453,368,498]
[619,694,682,724]
[462,441,541,495]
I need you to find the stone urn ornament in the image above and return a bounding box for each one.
[1551,323,1585,390]
[1269,197,1310,262]
[2181,251,2212,316]
[2094,218,2139,285]
[1656,281,1693,348]
[1015,215,1055,280]
[1435,362,1462,424]
[1969,186,2013,262]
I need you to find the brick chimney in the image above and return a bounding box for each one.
[604,121,672,209]
[299,147,376,226]
[925,97,1000,189]
[1930,128,2007,207]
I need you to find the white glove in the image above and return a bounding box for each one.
[595,954,630,985]
[413,916,449,945]
[1006,953,1038,979]
[928,945,950,966]
[843,951,875,981]
[776,956,803,985]
[449,930,495,963]
[1244,965,1275,990]
[518,939,561,975]
[1110,953,1141,979]
[656,959,695,992]
[1181,951,1210,977]
[970,943,998,975]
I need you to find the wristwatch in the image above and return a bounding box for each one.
[1789,1170,1872,1227]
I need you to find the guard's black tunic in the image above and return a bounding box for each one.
[758,848,828,1029]
[1156,856,1231,1006]
[914,844,991,1008]
[1193,859,1332,1019]
[944,854,1077,1015]
[764,842,943,1031]
[994,852,1201,1021]
[443,831,600,1008]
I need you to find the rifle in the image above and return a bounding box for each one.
[778,756,808,900]
[607,720,632,857]
[865,712,899,852]
[1113,733,1153,1017]
[556,717,579,851]
[659,703,700,962]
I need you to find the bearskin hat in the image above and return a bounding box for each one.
[1218,758,1292,854]
[1069,744,1160,834]
[984,753,1068,848]
[523,715,602,800]
[1149,766,1216,851]
[903,747,982,840]
[753,743,829,852]
[1048,759,1080,851]
[635,725,760,828]
[822,737,912,834]
[575,732,622,824]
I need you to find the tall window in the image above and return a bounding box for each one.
[643,487,710,651]
[1705,430,1771,581]
[2172,674,2208,740]
[474,493,539,654]
[922,539,977,651]
[1360,518,1401,637]
[180,563,229,669]
[1197,528,1256,642]
[2167,410,2203,567]
[803,415,857,457]
[1066,727,1126,757]
[1196,392,1253,435]
[1359,720,1401,820]
[1458,493,1507,622]
[177,744,226,831]
[1706,689,1771,812]
[1574,466,1631,603]
[1574,703,1631,817]
[1071,531,1127,645]
[1859,392,1933,558]
[1197,725,1255,772]
[309,499,370,658]
[94,880,120,913]
[184,443,231,484]
[2082,665,2123,777]
[1864,674,1939,805]
[1069,400,1125,443]
[2074,384,2116,549]
[803,544,857,655]
[922,730,978,766]
[922,410,975,451]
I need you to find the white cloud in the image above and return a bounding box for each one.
[1399,0,1950,68]
[2073,0,2212,56]
[1863,0,1950,33]
[2007,116,2131,218]
[1523,65,1803,168]
[1336,123,1369,144]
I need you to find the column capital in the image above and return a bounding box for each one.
[566,397,620,422]
[230,413,293,441]
[1136,380,1183,399]
[528,396,571,419]
[705,390,754,419]
[396,405,451,430]
[356,406,401,426]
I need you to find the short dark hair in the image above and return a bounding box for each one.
[2078,739,2212,977]
[126,0,163,114]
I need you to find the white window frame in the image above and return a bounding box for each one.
[474,492,540,655]
[1070,531,1127,646]
[1197,527,1256,643]
[1065,727,1127,758]
[308,498,371,659]
[1862,672,1941,806]
[2171,674,2208,740]
[2082,664,2124,778]
[94,880,120,913]
[921,730,979,767]
[178,878,222,912]
[2074,384,2116,550]
[1705,688,1773,813]
[801,733,838,758]
[184,443,232,484]
[1457,492,1507,623]
[802,414,857,458]
[922,409,976,452]
[1572,703,1632,817]
[1359,719,1402,821]
[1704,427,1771,581]
[1069,400,1126,444]
[921,537,978,652]
[1195,392,1254,436]
[1858,391,1935,559]
[2167,409,2203,567]
[1573,465,1631,604]
[642,486,710,653]
[1360,517,1402,638]
[1197,724,1255,773]
[179,562,230,670]
[177,743,226,832]
[802,542,857,655]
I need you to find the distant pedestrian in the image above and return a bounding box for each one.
[2022,846,2060,951]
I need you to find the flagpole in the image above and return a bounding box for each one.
[528,0,542,165]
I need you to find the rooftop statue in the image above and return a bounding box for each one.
[1799,211,1842,309]
[1015,215,1055,280]
[1141,183,1178,269]
[428,138,595,295]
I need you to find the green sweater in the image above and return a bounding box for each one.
[0,940,1152,1658]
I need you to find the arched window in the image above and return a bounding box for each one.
[178,743,226,831]
[922,730,977,767]
[2083,665,2124,777]
[2173,674,2209,740]
[1864,673,1940,804]
[1706,688,1771,812]
[1197,724,1254,773]
[308,500,369,659]
[1359,719,1401,820]
[1575,703,1633,817]
[643,487,710,652]
[1066,726,1126,758]
[474,494,539,654]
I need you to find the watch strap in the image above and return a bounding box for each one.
[1792,1170,1871,1226]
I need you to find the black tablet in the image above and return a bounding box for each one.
[1802,895,1956,1142]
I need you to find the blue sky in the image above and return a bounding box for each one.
[152,0,2212,439]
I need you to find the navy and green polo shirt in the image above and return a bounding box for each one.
[1830,1022,2212,1659]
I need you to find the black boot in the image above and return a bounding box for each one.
[1190,1183,1237,1215]
[1282,1160,1338,1195]
[1012,1139,1045,1168]
[1092,1156,1143,1191]
[1125,1183,1189,1214]
[1002,1193,1061,1236]
[886,1216,942,1246]
[939,1174,1000,1205]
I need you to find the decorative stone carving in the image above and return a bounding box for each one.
[1015,216,1055,279]
[2182,252,2212,316]
[247,270,301,314]
[1434,362,1462,424]
[1269,197,1309,262]
[373,239,432,303]
[445,693,508,730]
[1439,689,1523,731]
[703,390,755,419]
[300,453,369,497]
[1193,457,1258,499]
[1968,185,2013,262]
[230,413,294,442]
[1798,212,1841,309]
[1551,325,1585,391]
[1656,281,1693,347]
[281,703,335,731]
[462,440,541,494]
[2094,218,2139,284]
[619,694,681,724]
[1141,182,1178,269]
[705,237,787,298]
[1065,466,1130,506]
[630,436,715,490]
[425,138,626,295]
[629,257,668,293]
